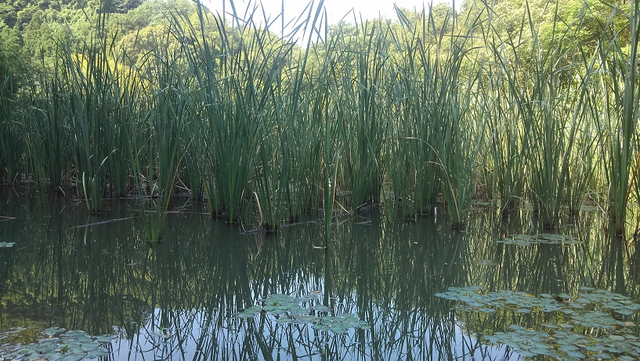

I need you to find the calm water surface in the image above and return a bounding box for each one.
[0,188,638,360]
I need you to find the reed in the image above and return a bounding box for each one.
[595,0,640,236]
[146,39,190,209]
[385,7,446,218]
[3,0,640,231]
[485,0,593,228]
[15,68,63,200]
[439,48,487,229]
[384,6,485,228]
[164,3,254,222]
[55,6,128,210]
[340,20,387,210]
[0,59,25,185]
[104,48,143,198]
[484,49,526,214]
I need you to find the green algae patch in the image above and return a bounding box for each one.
[436,286,640,359]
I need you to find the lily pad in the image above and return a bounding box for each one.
[438,286,640,359]
[236,292,368,333]
[5,328,114,361]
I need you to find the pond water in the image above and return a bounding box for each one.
[1,187,639,360]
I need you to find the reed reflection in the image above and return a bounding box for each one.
[1,193,633,360]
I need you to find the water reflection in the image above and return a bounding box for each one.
[0,189,636,360]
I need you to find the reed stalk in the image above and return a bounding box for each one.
[487,0,593,228]
[485,49,526,214]
[0,62,24,185]
[341,20,387,209]
[598,0,640,236]
[385,7,446,218]
[169,2,258,223]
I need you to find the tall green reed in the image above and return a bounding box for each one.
[205,14,272,225]
[146,35,191,210]
[486,0,591,228]
[57,6,135,211]
[438,49,486,229]
[484,48,527,214]
[340,20,387,210]
[385,6,484,228]
[174,1,283,225]
[0,64,24,185]
[594,0,640,236]
[385,7,446,218]
[170,0,332,230]
[7,0,640,232]
[104,49,143,199]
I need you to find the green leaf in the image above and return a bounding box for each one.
[312,324,329,331]
[94,335,114,343]
[313,305,331,312]
[329,324,347,333]
[85,348,108,358]
[80,342,98,351]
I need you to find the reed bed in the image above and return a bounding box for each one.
[1,0,639,233]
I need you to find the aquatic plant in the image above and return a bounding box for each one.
[2,0,640,232]
[595,0,640,236]
[2,327,115,360]
[341,19,387,210]
[436,286,640,359]
[0,68,24,186]
[386,6,460,219]
[484,59,526,214]
[237,293,370,334]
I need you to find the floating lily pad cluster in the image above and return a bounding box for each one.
[487,324,640,360]
[237,293,370,334]
[1,327,115,361]
[499,233,581,246]
[436,286,640,359]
